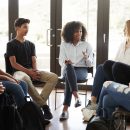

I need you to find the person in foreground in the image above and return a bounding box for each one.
[59,21,94,121]
[96,62,130,119]
[0,68,27,107]
[85,20,130,115]
[6,18,58,120]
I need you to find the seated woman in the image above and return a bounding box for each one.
[96,62,130,119]
[59,21,94,121]
[86,20,130,112]
[0,69,28,107]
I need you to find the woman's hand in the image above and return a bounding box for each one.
[65,59,73,64]
[82,51,89,60]
[0,82,5,94]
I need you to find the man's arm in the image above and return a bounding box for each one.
[9,56,40,80]
[32,56,37,70]
[9,56,31,75]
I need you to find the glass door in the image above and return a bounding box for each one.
[109,0,130,59]
[0,0,8,70]
[19,0,51,71]
[55,0,97,76]
[62,0,97,54]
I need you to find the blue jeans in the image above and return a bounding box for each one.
[96,81,130,119]
[63,64,88,106]
[1,80,28,107]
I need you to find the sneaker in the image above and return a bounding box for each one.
[86,100,97,110]
[81,107,96,122]
[59,111,69,121]
[42,105,53,120]
[75,98,81,108]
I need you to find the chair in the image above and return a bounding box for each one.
[55,67,93,110]
[110,107,130,130]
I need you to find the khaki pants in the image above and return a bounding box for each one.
[13,71,58,106]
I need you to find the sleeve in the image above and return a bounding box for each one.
[6,42,15,57]
[59,43,67,68]
[85,43,94,67]
[31,43,36,57]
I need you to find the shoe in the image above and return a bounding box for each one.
[43,119,50,126]
[59,111,69,121]
[86,100,97,110]
[42,105,53,120]
[81,107,96,122]
[75,98,81,107]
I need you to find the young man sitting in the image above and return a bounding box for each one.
[6,18,58,120]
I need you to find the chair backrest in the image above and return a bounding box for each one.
[4,53,13,75]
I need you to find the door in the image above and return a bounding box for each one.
[55,0,98,76]
[0,0,8,70]
[19,0,52,72]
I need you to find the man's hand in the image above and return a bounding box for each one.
[28,69,41,80]
[0,82,5,94]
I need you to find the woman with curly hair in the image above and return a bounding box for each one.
[59,21,94,121]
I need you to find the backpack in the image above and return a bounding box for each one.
[20,96,45,130]
[0,92,23,130]
[86,116,110,130]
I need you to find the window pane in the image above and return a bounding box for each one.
[62,0,97,65]
[19,0,50,71]
[109,0,130,59]
[0,0,8,70]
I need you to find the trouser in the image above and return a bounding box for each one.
[1,80,28,107]
[91,60,130,102]
[63,64,88,106]
[96,81,130,119]
[13,71,58,106]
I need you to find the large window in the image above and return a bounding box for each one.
[19,0,50,71]
[109,0,130,59]
[0,0,8,70]
[62,0,97,65]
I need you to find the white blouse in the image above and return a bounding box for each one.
[59,41,94,75]
[115,41,130,65]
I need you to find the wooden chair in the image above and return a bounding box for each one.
[54,67,93,110]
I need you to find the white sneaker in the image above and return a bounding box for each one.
[86,100,97,110]
[59,111,69,121]
[81,108,96,122]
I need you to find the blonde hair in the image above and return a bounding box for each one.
[124,20,130,37]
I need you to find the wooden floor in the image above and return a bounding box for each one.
[36,88,130,130]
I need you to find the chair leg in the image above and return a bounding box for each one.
[47,97,50,106]
[55,88,57,110]
[85,90,87,106]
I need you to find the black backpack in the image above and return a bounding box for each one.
[20,96,45,130]
[86,116,110,130]
[0,92,23,130]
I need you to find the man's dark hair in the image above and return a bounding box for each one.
[61,21,87,43]
[14,18,30,28]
